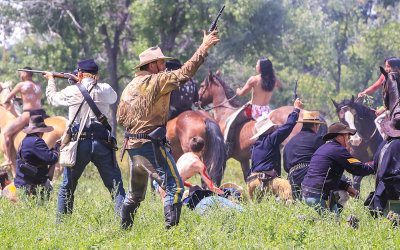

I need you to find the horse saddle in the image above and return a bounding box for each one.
[223,104,252,143]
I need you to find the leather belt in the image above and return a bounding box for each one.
[124,132,152,140]
[289,163,309,175]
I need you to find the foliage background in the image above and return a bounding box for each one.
[1,0,400,123]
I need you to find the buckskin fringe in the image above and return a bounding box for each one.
[117,76,160,127]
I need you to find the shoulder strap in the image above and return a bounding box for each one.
[76,83,112,132]
[69,84,96,129]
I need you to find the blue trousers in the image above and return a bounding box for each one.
[57,139,126,217]
[124,142,184,207]
[303,195,339,215]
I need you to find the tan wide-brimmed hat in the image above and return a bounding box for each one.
[322,122,356,141]
[23,115,54,134]
[134,46,173,69]
[297,110,325,124]
[250,118,281,140]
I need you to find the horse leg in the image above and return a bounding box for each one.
[240,160,250,182]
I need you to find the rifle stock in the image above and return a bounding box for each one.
[17,69,79,83]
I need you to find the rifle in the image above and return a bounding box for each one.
[208,5,225,33]
[292,79,298,101]
[17,69,79,83]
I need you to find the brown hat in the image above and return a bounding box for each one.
[297,110,325,124]
[250,118,281,140]
[322,122,356,141]
[23,115,54,134]
[134,46,173,69]
[382,115,400,138]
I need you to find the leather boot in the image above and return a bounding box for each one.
[120,202,140,230]
[164,202,182,230]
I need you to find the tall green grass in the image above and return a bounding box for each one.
[1,159,399,248]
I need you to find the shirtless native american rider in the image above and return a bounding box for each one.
[1,67,47,167]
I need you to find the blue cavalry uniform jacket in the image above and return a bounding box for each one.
[249,108,300,177]
[283,127,324,173]
[15,134,59,187]
[302,140,374,199]
[283,127,324,198]
[370,138,400,212]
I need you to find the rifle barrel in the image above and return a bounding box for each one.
[17,69,46,74]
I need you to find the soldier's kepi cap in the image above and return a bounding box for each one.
[322,122,356,141]
[77,58,98,73]
[134,46,172,69]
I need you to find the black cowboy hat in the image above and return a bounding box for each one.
[165,59,182,71]
[382,114,400,138]
[23,115,54,134]
[322,122,356,141]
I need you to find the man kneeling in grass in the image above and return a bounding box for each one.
[155,136,224,203]
[247,98,303,202]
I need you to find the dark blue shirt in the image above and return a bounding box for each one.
[15,134,59,187]
[371,138,400,212]
[302,140,374,198]
[283,127,324,173]
[249,108,300,177]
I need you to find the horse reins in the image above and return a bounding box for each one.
[198,94,238,112]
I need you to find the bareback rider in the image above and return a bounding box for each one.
[225,58,282,154]
[117,30,220,230]
[236,57,282,121]
[283,111,325,199]
[166,59,199,120]
[1,67,47,167]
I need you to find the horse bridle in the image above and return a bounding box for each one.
[339,105,378,142]
[197,74,237,111]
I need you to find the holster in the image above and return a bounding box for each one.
[328,190,340,211]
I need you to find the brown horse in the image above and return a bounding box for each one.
[0,82,67,179]
[166,110,227,186]
[198,71,327,181]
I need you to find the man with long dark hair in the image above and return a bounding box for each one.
[236,58,282,121]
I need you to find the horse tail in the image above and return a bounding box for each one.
[203,118,226,187]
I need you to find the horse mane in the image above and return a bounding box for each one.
[213,74,241,108]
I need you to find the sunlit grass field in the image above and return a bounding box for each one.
[1,157,400,248]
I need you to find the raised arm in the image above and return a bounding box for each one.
[236,77,255,96]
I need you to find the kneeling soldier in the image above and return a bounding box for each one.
[14,115,59,197]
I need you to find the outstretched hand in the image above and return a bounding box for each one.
[200,30,220,51]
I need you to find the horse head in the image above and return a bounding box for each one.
[332,96,364,146]
[198,71,219,107]
[384,71,400,121]
[0,81,21,117]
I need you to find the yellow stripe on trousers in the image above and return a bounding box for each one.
[160,146,181,204]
